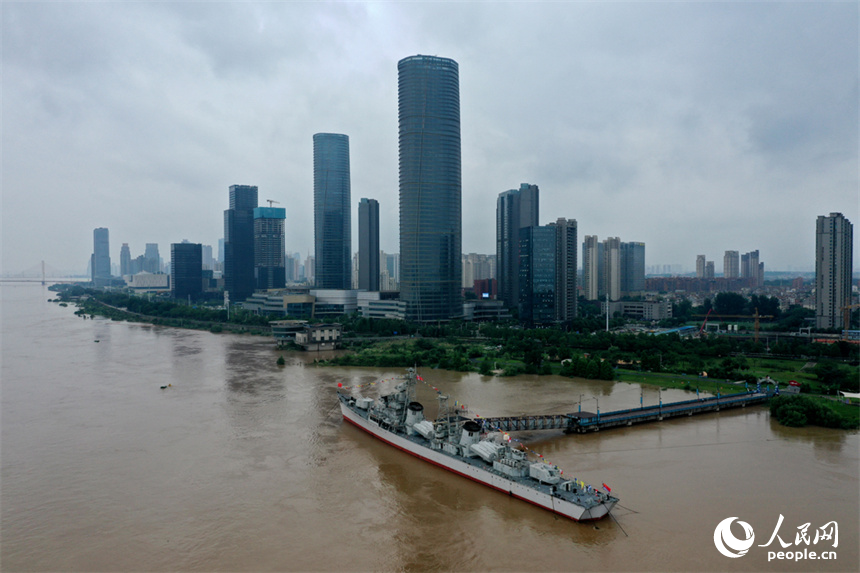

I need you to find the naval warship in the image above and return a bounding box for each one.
[338,368,618,522]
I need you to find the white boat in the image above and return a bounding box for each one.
[338,368,618,522]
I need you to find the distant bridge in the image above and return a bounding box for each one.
[479,390,773,434]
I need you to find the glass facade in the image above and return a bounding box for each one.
[224,185,258,301]
[620,241,645,295]
[551,218,578,322]
[496,183,539,309]
[358,198,380,291]
[171,242,202,300]
[313,133,351,290]
[518,226,557,325]
[92,227,111,285]
[398,55,461,322]
[254,207,286,290]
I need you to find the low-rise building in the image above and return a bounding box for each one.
[242,290,315,318]
[603,300,673,321]
[296,323,342,351]
[463,300,512,322]
[125,272,169,293]
[270,320,309,346]
[310,289,359,317]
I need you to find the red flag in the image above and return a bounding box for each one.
[602,483,611,493]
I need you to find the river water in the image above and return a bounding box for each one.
[1,282,857,572]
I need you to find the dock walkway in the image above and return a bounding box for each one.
[480,390,772,434]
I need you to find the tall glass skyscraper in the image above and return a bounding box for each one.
[144,243,161,273]
[398,55,461,322]
[120,243,132,277]
[92,227,111,286]
[620,241,645,296]
[358,198,380,291]
[551,218,578,322]
[313,133,351,289]
[254,207,286,290]
[170,242,203,300]
[518,226,557,325]
[224,184,258,301]
[496,183,539,309]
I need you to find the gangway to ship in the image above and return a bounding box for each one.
[479,388,774,434]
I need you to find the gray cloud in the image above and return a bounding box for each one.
[2,1,856,276]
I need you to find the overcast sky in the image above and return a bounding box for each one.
[3,1,857,276]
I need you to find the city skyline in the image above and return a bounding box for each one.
[2,2,857,276]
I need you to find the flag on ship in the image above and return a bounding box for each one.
[602,483,611,493]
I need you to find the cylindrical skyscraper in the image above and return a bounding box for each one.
[313,133,352,290]
[398,55,461,322]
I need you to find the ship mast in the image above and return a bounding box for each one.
[436,394,456,443]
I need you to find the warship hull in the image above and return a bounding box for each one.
[340,396,616,522]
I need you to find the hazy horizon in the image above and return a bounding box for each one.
[3,2,857,276]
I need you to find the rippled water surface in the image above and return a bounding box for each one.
[2,283,857,571]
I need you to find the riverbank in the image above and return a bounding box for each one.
[54,285,858,429]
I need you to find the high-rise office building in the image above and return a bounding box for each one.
[224,184,258,301]
[144,243,161,274]
[171,242,203,300]
[518,226,557,325]
[358,198,380,291]
[496,183,539,309]
[582,235,600,301]
[120,243,132,277]
[517,220,577,324]
[398,55,462,322]
[92,227,111,286]
[254,207,286,290]
[724,250,740,278]
[815,213,854,329]
[202,245,214,270]
[705,261,715,279]
[551,218,577,322]
[313,133,352,289]
[620,241,645,296]
[603,237,621,301]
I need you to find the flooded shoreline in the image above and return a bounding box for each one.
[2,283,857,572]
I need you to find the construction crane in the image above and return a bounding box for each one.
[266,199,281,208]
[693,308,774,343]
[697,309,713,337]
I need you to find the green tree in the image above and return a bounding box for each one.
[714,292,747,316]
[585,360,600,380]
[599,360,614,380]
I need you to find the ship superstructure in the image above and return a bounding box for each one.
[338,368,618,522]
